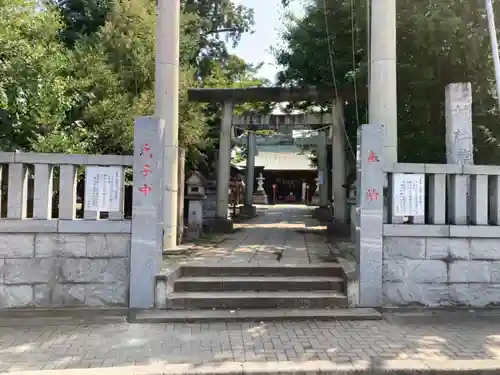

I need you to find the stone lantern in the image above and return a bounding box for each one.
[185,171,207,240]
[253,173,268,204]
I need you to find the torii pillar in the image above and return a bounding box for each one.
[213,101,234,232]
[331,99,347,222]
[370,0,397,162]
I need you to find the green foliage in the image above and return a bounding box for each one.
[0,0,268,172]
[277,0,500,164]
[52,0,111,46]
[0,0,76,151]
[63,0,208,158]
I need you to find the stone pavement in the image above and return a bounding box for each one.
[162,205,335,271]
[1,312,500,373]
[3,207,500,374]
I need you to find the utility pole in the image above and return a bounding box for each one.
[155,0,180,250]
[369,0,397,163]
[486,0,500,109]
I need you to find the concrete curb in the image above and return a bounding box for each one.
[5,360,500,375]
[129,307,382,323]
[0,308,128,326]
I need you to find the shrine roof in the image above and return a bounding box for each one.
[235,145,315,171]
[188,86,365,103]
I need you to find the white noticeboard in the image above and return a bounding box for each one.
[318,171,323,185]
[392,173,425,216]
[84,166,122,212]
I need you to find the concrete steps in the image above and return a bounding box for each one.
[166,291,347,309]
[174,276,345,292]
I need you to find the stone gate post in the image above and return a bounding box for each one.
[445,83,474,224]
[129,117,164,308]
[357,124,384,307]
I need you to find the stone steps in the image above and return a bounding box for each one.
[166,291,347,309]
[174,276,345,292]
[131,307,382,323]
[180,264,344,277]
[153,263,365,318]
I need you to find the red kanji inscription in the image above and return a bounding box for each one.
[138,184,152,196]
[366,188,379,201]
[367,151,379,163]
[140,143,153,158]
[142,164,152,177]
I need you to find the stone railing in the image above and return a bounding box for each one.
[0,152,132,229]
[0,117,167,309]
[0,152,132,308]
[384,163,500,232]
[355,123,500,309]
[382,163,500,307]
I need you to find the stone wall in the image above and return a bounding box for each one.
[0,233,129,308]
[383,237,500,307]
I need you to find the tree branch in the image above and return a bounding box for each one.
[203,27,244,36]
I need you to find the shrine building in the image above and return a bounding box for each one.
[232,104,335,204]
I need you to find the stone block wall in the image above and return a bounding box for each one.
[0,233,130,308]
[383,237,500,307]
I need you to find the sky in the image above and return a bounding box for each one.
[228,0,305,83]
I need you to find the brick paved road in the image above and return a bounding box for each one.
[0,312,500,372]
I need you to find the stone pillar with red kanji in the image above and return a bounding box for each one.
[356,124,384,307]
[130,116,164,309]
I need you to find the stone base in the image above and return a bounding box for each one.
[326,221,351,239]
[337,257,359,307]
[185,226,201,241]
[311,195,320,206]
[240,205,257,217]
[313,206,332,222]
[253,194,268,205]
[203,218,234,234]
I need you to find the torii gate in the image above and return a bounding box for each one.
[154,0,398,244]
[187,86,365,231]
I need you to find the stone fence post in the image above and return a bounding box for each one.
[129,117,164,309]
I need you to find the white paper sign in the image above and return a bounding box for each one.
[392,173,425,216]
[85,166,122,212]
[318,171,323,185]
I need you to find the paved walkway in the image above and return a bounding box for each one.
[162,205,335,270]
[1,312,500,373]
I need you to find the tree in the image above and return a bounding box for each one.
[53,0,111,46]
[277,0,500,164]
[0,0,77,151]
[52,0,254,78]
[62,0,267,172]
[44,0,266,171]
[63,0,207,159]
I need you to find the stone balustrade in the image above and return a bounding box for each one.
[381,162,500,307]
[384,162,500,229]
[0,152,132,308]
[0,152,132,227]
